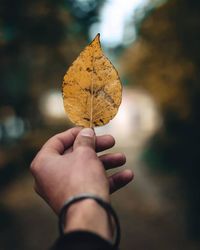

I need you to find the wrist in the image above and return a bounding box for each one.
[63,199,113,241]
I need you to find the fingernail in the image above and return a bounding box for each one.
[80,128,94,137]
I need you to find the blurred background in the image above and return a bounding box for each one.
[1,0,200,249]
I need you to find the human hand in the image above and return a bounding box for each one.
[30,127,133,214]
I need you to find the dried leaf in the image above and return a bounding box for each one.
[62,33,122,127]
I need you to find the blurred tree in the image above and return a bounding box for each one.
[122,0,200,240]
[0,0,105,187]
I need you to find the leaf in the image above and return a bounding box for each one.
[62,33,122,128]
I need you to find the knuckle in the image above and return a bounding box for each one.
[30,153,46,175]
[30,160,37,174]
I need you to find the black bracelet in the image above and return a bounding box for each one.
[58,193,121,248]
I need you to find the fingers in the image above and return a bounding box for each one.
[109,169,134,193]
[73,128,95,151]
[99,153,126,170]
[42,127,115,155]
[95,135,115,152]
[63,134,115,155]
[42,127,82,154]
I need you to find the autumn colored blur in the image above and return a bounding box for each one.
[1,0,200,249]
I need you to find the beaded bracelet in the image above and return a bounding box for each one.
[58,193,121,248]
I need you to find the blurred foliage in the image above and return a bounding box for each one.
[0,0,102,121]
[0,0,105,188]
[122,0,200,239]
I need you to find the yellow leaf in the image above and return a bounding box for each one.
[62,33,122,128]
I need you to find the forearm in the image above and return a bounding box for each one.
[52,199,117,250]
[64,199,113,242]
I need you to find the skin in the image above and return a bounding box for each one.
[30,127,134,241]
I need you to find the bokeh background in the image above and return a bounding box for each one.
[1,0,200,249]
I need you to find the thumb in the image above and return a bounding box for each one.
[73,128,95,150]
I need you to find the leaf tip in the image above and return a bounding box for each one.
[94,33,100,42]
[90,33,101,48]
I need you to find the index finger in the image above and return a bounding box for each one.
[42,127,82,154]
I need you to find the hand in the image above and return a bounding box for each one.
[30,127,133,214]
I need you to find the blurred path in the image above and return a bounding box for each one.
[1,89,200,249]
